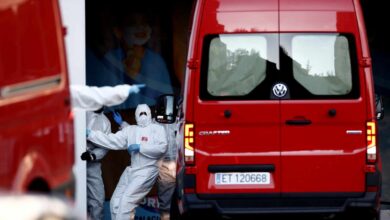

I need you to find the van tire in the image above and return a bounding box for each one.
[343,208,380,220]
[170,192,185,220]
[361,210,380,220]
[27,178,50,193]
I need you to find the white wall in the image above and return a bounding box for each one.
[58,0,86,217]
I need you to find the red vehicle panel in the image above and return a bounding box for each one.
[280,100,366,193]
[0,0,74,197]
[175,0,381,218]
[194,101,281,194]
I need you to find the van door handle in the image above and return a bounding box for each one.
[285,119,312,125]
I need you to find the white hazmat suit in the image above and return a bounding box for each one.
[87,104,167,220]
[85,110,111,220]
[70,84,135,111]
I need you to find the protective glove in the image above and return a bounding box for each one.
[127,144,141,154]
[128,84,146,94]
[80,151,96,161]
[112,111,123,126]
[86,129,91,138]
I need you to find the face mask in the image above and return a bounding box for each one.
[135,104,152,127]
[124,26,152,46]
[137,114,149,127]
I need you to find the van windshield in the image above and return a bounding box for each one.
[200,33,359,100]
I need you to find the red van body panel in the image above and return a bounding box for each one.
[280,99,366,193]
[194,101,281,194]
[177,0,381,217]
[0,0,74,196]
[278,0,368,193]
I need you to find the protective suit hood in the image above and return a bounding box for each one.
[135,104,152,127]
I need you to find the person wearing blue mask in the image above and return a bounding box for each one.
[87,104,167,220]
[86,12,173,111]
[119,13,174,110]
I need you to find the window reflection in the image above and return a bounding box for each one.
[207,34,267,96]
[291,35,352,95]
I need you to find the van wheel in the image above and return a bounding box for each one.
[170,193,186,220]
[343,208,380,220]
[28,178,50,193]
[365,210,381,220]
[361,210,380,220]
[170,198,194,220]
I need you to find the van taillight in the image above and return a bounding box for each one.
[185,123,194,165]
[366,121,377,164]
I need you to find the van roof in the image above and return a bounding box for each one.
[205,0,355,12]
[202,0,359,33]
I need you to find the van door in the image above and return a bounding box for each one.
[194,34,282,195]
[279,33,366,193]
[0,0,74,192]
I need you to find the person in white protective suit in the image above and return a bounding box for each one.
[87,104,167,220]
[70,84,145,111]
[80,106,111,220]
[70,83,143,219]
[111,108,177,220]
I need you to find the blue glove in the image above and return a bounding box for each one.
[129,84,146,94]
[112,111,123,125]
[86,129,91,138]
[127,144,140,154]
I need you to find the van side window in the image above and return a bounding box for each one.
[291,35,352,95]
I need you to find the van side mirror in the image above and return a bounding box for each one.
[375,94,384,120]
[155,94,177,124]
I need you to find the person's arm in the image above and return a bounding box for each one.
[89,147,109,160]
[111,110,131,130]
[139,126,167,159]
[70,84,143,110]
[88,128,129,150]
[120,121,130,130]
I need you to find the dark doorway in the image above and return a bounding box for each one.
[361,0,390,209]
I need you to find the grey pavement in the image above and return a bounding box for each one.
[379,96,390,220]
[382,210,390,220]
[379,96,390,209]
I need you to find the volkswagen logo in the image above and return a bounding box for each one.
[272,83,288,98]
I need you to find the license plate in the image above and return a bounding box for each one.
[215,172,270,185]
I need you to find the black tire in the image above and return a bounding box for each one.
[343,208,380,220]
[170,192,187,220]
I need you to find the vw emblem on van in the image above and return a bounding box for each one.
[272,83,288,98]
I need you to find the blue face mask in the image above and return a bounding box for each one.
[124,26,151,46]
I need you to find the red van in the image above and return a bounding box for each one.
[0,0,74,197]
[174,0,382,218]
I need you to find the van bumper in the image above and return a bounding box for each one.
[181,192,379,215]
